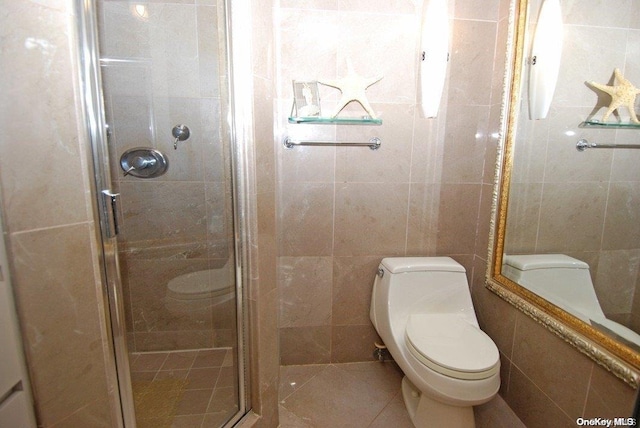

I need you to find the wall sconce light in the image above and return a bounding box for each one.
[528,0,563,120]
[130,4,149,21]
[418,0,449,118]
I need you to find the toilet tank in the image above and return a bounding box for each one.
[502,254,605,319]
[370,257,476,334]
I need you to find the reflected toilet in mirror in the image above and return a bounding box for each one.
[502,254,640,349]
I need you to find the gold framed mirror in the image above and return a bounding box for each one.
[486,0,640,388]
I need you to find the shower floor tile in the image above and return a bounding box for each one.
[130,347,237,428]
[279,361,525,428]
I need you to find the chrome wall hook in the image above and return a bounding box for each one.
[172,124,190,149]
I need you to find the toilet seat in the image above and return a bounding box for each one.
[405,314,499,380]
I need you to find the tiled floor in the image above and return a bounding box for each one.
[129,348,238,428]
[279,362,525,428]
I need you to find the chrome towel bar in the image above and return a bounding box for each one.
[576,138,640,151]
[283,137,381,150]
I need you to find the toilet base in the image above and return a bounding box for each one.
[401,377,475,428]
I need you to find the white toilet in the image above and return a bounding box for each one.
[370,257,500,428]
[502,254,640,347]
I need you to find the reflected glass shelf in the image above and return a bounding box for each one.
[581,119,640,129]
[288,116,382,125]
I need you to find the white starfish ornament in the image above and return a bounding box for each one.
[319,63,383,119]
[588,68,640,124]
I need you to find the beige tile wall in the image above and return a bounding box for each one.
[0,0,116,426]
[274,0,503,365]
[274,0,639,426]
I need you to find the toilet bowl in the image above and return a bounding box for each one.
[164,261,235,315]
[502,254,640,347]
[370,257,500,428]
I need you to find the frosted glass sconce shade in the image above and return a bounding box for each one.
[528,0,563,120]
[418,0,449,118]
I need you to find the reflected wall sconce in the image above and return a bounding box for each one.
[418,0,449,118]
[528,0,563,120]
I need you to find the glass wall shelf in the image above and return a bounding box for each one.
[581,119,640,129]
[288,116,382,125]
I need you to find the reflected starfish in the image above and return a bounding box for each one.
[319,63,383,119]
[588,68,640,123]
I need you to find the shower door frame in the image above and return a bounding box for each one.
[74,0,251,426]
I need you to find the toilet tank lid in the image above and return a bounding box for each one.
[380,257,465,274]
[503,254,589,271]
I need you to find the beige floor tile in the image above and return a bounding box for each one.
[280,364,397,428]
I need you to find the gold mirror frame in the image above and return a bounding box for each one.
[485,0,640,388]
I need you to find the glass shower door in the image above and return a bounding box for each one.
[94,1,242,426]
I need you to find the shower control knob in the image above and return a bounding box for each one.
[120,147,168,178]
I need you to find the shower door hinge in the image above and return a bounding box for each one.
[101,190,120,238]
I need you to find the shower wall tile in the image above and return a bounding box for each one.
[99,1,151,58]
[127,258,211,332]
[150,96,208,181]
[196,5,222,98]
[118,181,208,244]
[203,99,226,183]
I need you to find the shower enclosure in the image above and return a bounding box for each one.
[77,0,248,426]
